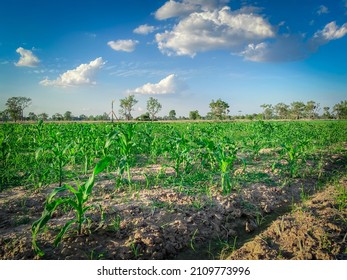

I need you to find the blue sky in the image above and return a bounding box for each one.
[1,0,346,118]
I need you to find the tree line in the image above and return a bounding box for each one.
[259,100,347,120]
[1,96,346,122]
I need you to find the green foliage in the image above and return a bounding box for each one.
[209,98,230,120]
[31,156,113,256]
[119,95,138,120]
[146,97,162,121]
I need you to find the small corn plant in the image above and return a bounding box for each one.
[280,140,307,178]
[214,141,238,194]
[32,156,113,257]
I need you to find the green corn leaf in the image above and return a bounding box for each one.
[47,185,70,202]
[54,220,76,247]
[94,156,113,175]
[64,184,78,194]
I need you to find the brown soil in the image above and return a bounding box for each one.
[0,155,346,260]
[227,181,347,260]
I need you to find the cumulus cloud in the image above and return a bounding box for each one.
[154,1,347,62]
[313,21,347,41]
[242,21,347,62]
[156,6,275,57]
[40,57,105,87]
[133,24,157,35]
[107,40,139,52]
[129,74,185,95]
[155,0,229,20]
[15,47,40,67]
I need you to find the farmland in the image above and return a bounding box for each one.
[0,120,346,259]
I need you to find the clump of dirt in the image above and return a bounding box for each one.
[226,181,347,260]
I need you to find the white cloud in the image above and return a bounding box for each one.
[15,47,40,67]
[155,0,196,20]
[39,57,105,87]
[241,35,309,62]
[129,74,185,94]
[155,0,229,20]
[313,21,347,41]
[242,21,347,62]
[107,40,138,52]
[156,6,275,57]
[317,5,329,15]
[133,24,157,35]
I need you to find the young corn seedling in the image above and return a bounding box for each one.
[280,140,307,178]
[214,141,238,194]
[116,124,137,187]
[31,156,113,257]
[166,131,193,177]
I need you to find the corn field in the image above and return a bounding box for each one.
[0,120,346,259]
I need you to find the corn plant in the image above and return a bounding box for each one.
[166,131,193,177]
[27,147,50,189]
[280,140,307,178]
[107,124,137,187]
[32,156,113,257]
[213,141,238,194]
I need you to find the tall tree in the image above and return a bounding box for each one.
[146,97,162,121]
[290,101,305,119]
[274,103,289,119]
[260,104,273,120]
[168,110,176,120]
[189,110,201,120]
[305,100,320,119]
[119,95,138,120]
[64,111,73,121]
[5,96,31,122]
[333,100,347,119]
[209,98,230,120]
[322,107,332,119]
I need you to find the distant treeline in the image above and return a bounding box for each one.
[1,96,346,122]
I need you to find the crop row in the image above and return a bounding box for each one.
[1,120,346,193]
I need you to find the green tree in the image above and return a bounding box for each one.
[5,96,31,122]
[322,107,332,119]
[146,97,162,121]
[189,110,201,120]
[290,101,305,120]
[64,111,73,121]
[209,98,230,120]
[28,112,38,121]
[260,104,273,120]
[52,113,63,121]
[119,95,138,120]
[137,112,151,121]
[38,113,49,121]
[168,110,176,120]
[0,110,9,122]
[274,103,289,119]
[305,100,320,119]
[79,114,87,121]
[333,100,347,119]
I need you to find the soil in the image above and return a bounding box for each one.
[0,154,346,260]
